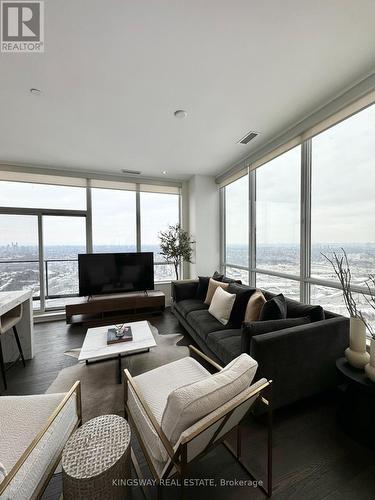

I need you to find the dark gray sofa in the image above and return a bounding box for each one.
[171,279,349,410]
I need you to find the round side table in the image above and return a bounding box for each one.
[336,357,375,449]
[62,414,131,499]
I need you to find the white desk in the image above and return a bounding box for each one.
[0,290,34,363]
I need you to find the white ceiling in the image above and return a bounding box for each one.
[1,0,375,180]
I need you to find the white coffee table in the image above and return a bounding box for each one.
[78,320,157,383]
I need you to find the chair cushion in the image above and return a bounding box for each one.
[174,299,208,319]
[128,357,210,463]
[206,330,242,365]
[244,289,267,322]
[161,353,258,445]
[208,287,236,325]
[186,309,227,340]
[259,293,287,321]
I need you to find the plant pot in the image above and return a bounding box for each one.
[365,338,375,382]
[345,317,370,369]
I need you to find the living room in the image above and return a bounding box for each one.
[1,1,375,499]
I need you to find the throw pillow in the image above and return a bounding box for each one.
[204,278,229,305]
[208,286,236,325]
[195,276,210,300]
[212,271,241,284]
[244,289,267,322]
[241,317,311,353]
[161,353,258,445]
[226,283,256,327]
[285,299,325,322]
[259,293,287,321]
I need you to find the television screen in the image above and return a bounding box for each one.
[78,252,154,296]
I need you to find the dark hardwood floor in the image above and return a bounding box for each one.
[2,308,375,500]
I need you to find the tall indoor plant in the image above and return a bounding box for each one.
[363,275,375,381]
[322,249,370,369]
[158,224,194,280]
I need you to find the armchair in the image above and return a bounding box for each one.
[124,346,272,498]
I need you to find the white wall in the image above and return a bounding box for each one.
[188,175,220,277]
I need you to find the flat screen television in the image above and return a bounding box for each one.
[78,252,154,296]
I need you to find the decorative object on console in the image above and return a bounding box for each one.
[322,249,370,369]
[204,278,229,305]
[208,286,236,325]
[158,223,195,280]
[259,293,287,321]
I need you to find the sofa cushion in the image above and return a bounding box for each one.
[241,317,311,354]
[213,271,242,284]
[128,357,210,464]
[259,293,287,321]
[204,279,229,305]
[174,299,208,319]
[208,287,236,325]
[206,330,242,365]
[286,298,325,322]
[187,309,227,339]
[161,353,258,445]
[227,283,256,327]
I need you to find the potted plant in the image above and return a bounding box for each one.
[363,275,375,382]
[158,224,194,280]
[322,249,370,369]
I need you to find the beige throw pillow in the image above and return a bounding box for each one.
[161,353,258,445]
[208,286,236,325]
[204,278,229,305]
[244,289,266,322]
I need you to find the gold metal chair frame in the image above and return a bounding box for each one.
[0,381,82,499]
[124,345,273,499]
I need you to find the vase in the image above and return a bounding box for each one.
[365,338,375,382]
[345,317,370,369]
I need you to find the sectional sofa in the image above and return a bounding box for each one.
[171,278,349,410]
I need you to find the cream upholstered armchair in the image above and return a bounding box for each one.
[124,345,272,498]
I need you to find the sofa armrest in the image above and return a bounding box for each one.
[171,279,199,302]
[249,316,349,410]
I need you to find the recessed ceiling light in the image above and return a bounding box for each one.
[30,88,41,95]
[174,110,187,119]
[162,170,167,175]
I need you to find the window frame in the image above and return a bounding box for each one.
[0,178,182,314]
[220,103,375,330]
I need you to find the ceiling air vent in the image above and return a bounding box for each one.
[121,169,141,175]
[238,131,259,145]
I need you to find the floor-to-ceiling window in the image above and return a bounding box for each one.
[255,145,301,300]
[0,175,182,313]
[221,101,375,333]
[223,174,249,284]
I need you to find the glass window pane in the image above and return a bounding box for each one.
[0,214,40,304]
[43,216,86,301]
[140,192,179,263]
[92,188,136,252]
[256,273,300,301]
[256,146,301,275]
[224,176,249,267]
[225,266,249,285]
[311,104,375,286]
[310,284,375,334]
[0,181,86,210]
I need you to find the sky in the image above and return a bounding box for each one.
[226,101,375,245]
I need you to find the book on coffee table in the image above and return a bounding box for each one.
[107,326,133,345]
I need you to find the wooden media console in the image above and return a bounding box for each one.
[65,291,165,326]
